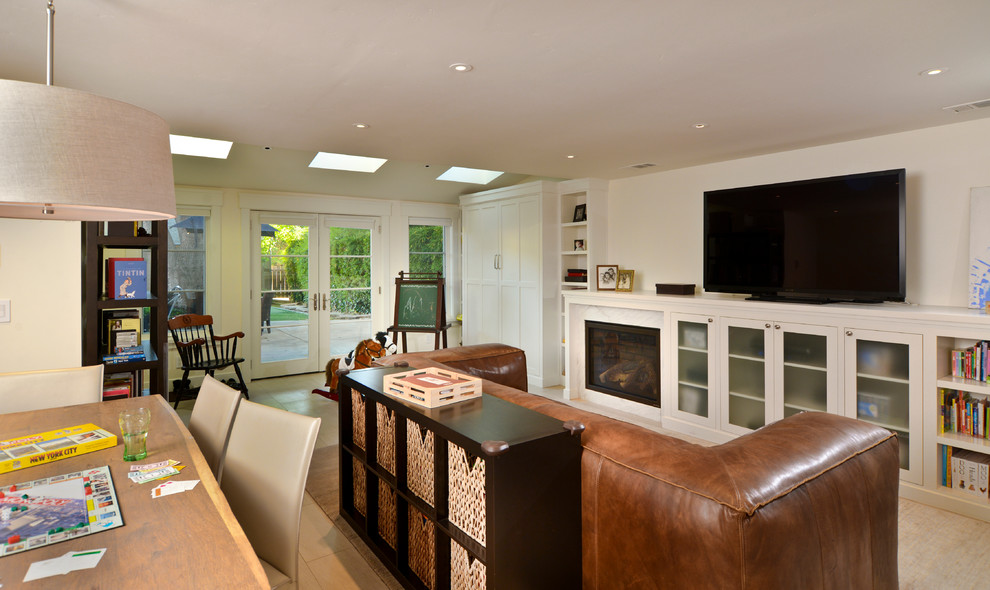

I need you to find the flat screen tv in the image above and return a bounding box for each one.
[703,168,905,303]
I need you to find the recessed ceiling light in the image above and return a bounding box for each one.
[436,166,503,184]
[694,123,707,129]
[566,155,576,159]
[353,123,370,129]
[309,152,388,173]
[449,63,473,73]
[921,68,944,76]
[169,134,233,159]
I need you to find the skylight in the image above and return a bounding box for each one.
[169,134,233,159]
[309,152,388,173]
[436,167,504,184]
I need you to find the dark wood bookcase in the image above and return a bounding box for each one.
[340,367,582,590]
[81,221,168,398]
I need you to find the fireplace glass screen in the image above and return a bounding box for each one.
[585,320,661,406]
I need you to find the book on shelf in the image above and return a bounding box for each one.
[951,448,990,498]
[102,372,134,400]
[564,276,588,282]
[103,309,141,353]
[102,346,146,364]
[939,388,989,439]
[106,257,147,300]
[951,341,990,382]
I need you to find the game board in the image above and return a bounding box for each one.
[0,465,123,557]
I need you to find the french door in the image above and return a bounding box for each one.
[252,212,383,378]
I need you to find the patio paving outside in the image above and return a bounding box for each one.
[260,318,373,364]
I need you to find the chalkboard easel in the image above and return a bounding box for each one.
[388,272,451,353]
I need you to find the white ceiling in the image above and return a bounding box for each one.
[3,0,990,201]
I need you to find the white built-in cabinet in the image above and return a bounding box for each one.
[670,313,718,428]
[566,292,990,522]
[843,328,923,484]
[461,181,561,387]
[719,318,838,436]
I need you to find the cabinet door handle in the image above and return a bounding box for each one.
[774,324,781,330]
[846,330,853,336]
[765,323,771,329]
[707,317,714,323]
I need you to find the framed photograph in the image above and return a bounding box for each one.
[573,204,587,222]
[616,269,635,292]
[597,265,618,291]
[574,239,585,251]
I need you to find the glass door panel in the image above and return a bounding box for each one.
[781,332,829,415]
[724,323,770,432]
[254,215,319,378]
[320,216,382,364]
[676,320,710,418]
[844,329,922,483]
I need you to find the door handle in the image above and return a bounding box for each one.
[322,294,328,311]
[312,293,318,311]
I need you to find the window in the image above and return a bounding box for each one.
[167,214,207,318]
[409,222,448,277]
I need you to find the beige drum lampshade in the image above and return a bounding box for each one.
[0,78,176,221]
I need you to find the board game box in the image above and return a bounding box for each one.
[0,425,117,475]
[0,465,123,557]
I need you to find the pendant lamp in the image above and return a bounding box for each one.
[0,1,176,221]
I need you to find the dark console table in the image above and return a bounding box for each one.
[339,366,583,590]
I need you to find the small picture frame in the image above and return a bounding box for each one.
[597,265,618,291]
[573,204,587,223]
[574,239,585,251]
[616,270,635,292]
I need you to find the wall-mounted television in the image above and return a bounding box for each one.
[703,168,905,303]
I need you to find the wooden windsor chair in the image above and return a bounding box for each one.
[168,314,249,409]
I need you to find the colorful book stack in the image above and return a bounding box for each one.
[951,341,990,382]
[938,388,990,439]
[564,268,588,283]
[102,373,134,400]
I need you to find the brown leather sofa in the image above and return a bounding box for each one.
[375,343,900,589]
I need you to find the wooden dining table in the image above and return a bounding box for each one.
[0,395,268,588]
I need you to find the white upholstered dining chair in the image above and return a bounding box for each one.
[0,364,104,414]
[187,375,242,483]
[220,400,321,589]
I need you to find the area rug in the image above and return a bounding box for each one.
[305,445,402,590]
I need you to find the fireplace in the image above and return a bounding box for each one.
[585,320,661,407]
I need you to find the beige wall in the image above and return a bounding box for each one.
[0,219,81,372]
[608,117,990,307]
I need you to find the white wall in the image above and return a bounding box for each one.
[0,219,81,372]
[608,118,990,307]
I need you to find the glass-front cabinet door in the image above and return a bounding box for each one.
[720,318,773,435]
[776,323,838,420]
[671,313,717,427]
[844,328,923,484]
[721,319,837,436]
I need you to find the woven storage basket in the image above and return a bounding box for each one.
[448,441,487,546]
[408,507,436,590]
[376,403,396,475]
[406,423,435,507]
[451,539,487,590]
[351,390,366,450]
[383,367,481,408]
[378,480,397,549]
[353,462,367,517]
